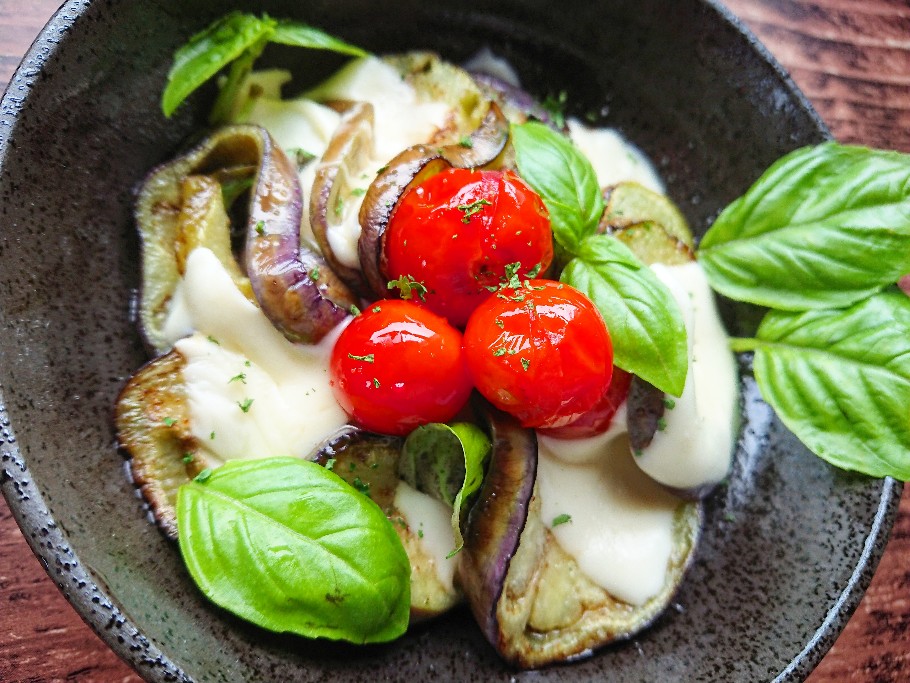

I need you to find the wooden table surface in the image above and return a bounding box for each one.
[1,1,909,681]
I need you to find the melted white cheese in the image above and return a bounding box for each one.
[241,58,454,270]
[393,481,459,592]
[640,262,738,489]
[537,261,736,602]
[307,58,452,270]
[537,431,680,606]
[568,119,665,194]
[169,248,348,463]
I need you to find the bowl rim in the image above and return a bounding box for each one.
[0,1,901,682]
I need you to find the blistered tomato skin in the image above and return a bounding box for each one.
[330,300,473,436]
[384,168,552,327]
[463,280,614,429]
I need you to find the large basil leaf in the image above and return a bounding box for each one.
[399,423,491,558]
[562,235,688,396]
[511,121,604,254]
[162,12,272,117]
[700,143,910,310]
[740,290,910,479]
[177,457,410,643]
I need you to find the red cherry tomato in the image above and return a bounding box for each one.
[538,367,632,439]
[330,300,473,436]
[463,280,614,429]
[384,168,553,327]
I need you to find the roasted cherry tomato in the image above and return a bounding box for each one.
[538,367,632,439]
[330,300,473,436]
[463,280,614,429]
[384,168,552,327]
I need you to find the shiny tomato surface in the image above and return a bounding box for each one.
[539,367,632,439]
[384,168,552,327]
[463,280,614,429]
[330,300,473,436]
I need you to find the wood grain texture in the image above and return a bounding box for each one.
[0,0,908,681]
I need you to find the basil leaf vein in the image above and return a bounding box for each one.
[511,121,604,253]
[699,143,910,310]
[177,457,410,644]
[562,234,688,396]
[399,422,491,558]
[743,291,910,479]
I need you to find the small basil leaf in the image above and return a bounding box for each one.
[177,457,410,643]
[700,143,910,310]
[747,290,910,479]
[399,422,491,558]
[511,121,604,254]
[162,12,274,117]
[562,235,688,396]
[269,20,369,56]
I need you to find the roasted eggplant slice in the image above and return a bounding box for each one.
[115,351,218,539]
[459,407,539,647]
[309,103,375,293]
[358,102,510,297]
[136,125,357,350]
[460,406,700,669]
[239,125,359,342]
[613,221,694,265]
[470,71,557,129]
[600,182,695,249]
[136,150,255,353]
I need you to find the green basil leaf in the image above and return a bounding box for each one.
[562,235,688,396]
[399,422,491,558]
[269,20,369,56]
[744,290,910,479]
[511,121,604,254]
[700,143,910,310]
[162,12,274,117]
[177,457,410,643]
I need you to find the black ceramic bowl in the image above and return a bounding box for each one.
[0,1,900,681]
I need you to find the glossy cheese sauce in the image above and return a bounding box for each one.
[643,262,738,489]
[166,248,348,463]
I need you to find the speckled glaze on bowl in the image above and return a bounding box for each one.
[0,1,900,681]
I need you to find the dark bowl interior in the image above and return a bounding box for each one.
[0,1,900,681]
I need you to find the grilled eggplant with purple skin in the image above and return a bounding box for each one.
[459,407,701,669]
[135,125,357,351]
[357,102,510,298]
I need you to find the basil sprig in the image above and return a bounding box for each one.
[511,122,604,253]
[161,12,368,122]
[399,422,491,558]
[703,143,910,480]
[177,457,410,644]
[563,236,688,396]
[730,291,910,479]
[700,143,910,310]
[512,121,688,396]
